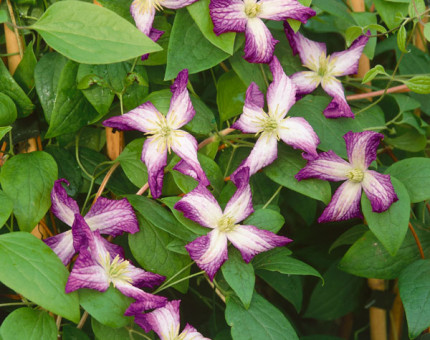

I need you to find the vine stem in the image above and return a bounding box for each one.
[92,162,120,204]
[408,222,425,259]
[205,277,226,304]
[77,311,89,329]
[346,84,410,101]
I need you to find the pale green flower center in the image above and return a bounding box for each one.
[99,254,132,287]
[347,168,364,183]
[262,116,278,133]
[244,3,261,18]
[146,113,181,153]
[134,0,164,13]
[217,215,237,233]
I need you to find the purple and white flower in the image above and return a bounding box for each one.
[103,69,209,198]
[126,300,210,339]
[174,167,291,280]
[296,131,398,223]
[66,214,167,310]
[230,56,319,184]
[210,0,315,63]
[284,22,369,118]
[44,179,139,265]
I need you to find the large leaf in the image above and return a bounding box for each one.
[244,209,285,233]
[13,40,37,91]
[0,190,13,229]
[385,158,430,203]
[0,308,57,340]
[117,138,148,188]
[0,93,16,127]
[0,233,80,322]
[30,1,161,64]
[0,152,57,231]
[92,318,132,340]
[225,294,299,340]
[217,71,247,122]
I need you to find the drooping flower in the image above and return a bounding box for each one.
[230,56,319,185]
[126,300,210,339]
[210,0,315,63]
[44,179,139,265]
[66,214,167,310]
[296,131,398,223]
[174,167,291,280]
[284,22,369,118]
[103,69,209,198]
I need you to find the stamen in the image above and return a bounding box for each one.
[346,168,364,183]
[217,215,237,233]
[244,2,261,18]
[134,0,164,14]
[99,254,133,287]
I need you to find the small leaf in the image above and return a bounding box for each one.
[362,64,387,84]
[0,93,17,126]
[345,26,363,47]
[397,25,408,53]
[404,75,430,94]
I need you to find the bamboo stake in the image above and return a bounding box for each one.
[389,284,404,340]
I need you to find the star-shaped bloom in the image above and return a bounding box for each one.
[284,22,369,118]
[103,69,209,198]
[66,214,167,310]
[296,131,398,223]
[210,0,315,63]
[44,179,139,265]
[126,300,210,339]
[174,167,291,280]
[230,56,319,185]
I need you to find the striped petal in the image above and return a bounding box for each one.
[50,179,79,227]
[167,69,195,129]
[130,0,156,36]
[185,229,228,280]
[244,18,278,63]
[127,265,165,289]
[362,171,398,213]
[115,283,167,307]
[228,224,291,263]
[291,71,320,95]
[163,0,199,9]
[344,131,384,169]
[141,137,168,198]
[330,34,369,77]
[224,167,254,223]
[209,0,248,35]
[318,180,363,223]
[321,77,354,118]
[44,231,75,265]
[181,324,210,340]
[259,0,315,22]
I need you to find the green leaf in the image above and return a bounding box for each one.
[91,318,131,340]
[397,25,408,53]
[62,325,90,340]
[253,248,322,279]
[312,0,354,22]
[222,248,255,309]
[229,53,267,91]
[0,93,17,126]
[264,145,331,204]
[0,58,33,117]
[13,40,37,91]
[0,9,8,23]
[361,178,410,256]
[362,65,387,84]
[385,129,427,152]
[79,287,133,328]
[399,259,430,339]
[244,209,285,233]
[0,308,57,340]
[0,233,80,322]
[345,26,363,47]
[0,126,12,141]
[0,152,57,231]
[339,221,430,279]
[142,16,171,66]
[187,0,235,54]
[385,158,430,203]
[45,61,100,138]
[404,76,430,94]
[0,190,13,229]
[329,224,368,253]
[217,71,247,122]
[165,9,229,80]
[424,23,430,42]
[225,294,299,340]
[373,0,408,29]
[30,1,161,64]
[117,138,148,188]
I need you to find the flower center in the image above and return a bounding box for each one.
[244,2,261,18]
[134,0,164,13]
[100,254,133,287]
[347,169,364,183]
[146,113,176,153]
[217,215,236,233]
[262,116,278,133]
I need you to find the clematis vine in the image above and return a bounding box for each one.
[126,300,210,339]
[296,131,398,223]
[66,214,167,310]
[174,167,291,280]
[44,179,139,265]
[209,0,315,63]
[103,69,209,198]
[284,22,369,118]
[230,56,319,185]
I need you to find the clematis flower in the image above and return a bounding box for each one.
[296,131,398,223]
[284,22,369,118]
[103,69,209,198]
[66,214,167,310]
[210,0,315,63]
[230,56,319,185]
[44,179,139,265]
[174,167,291,280]
[126,300,210,339]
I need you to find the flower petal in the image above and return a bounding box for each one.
[171,132,210,186]
[130,0,156,35]
[141,28,164,61]
[343,131,383,169]
[174,184,223,229]
[295,150,352,182]
[228,224,291,263]
[44,231,75,265]
[50,179,79,227]
[267,57,296,120]
[244,18,278,63]
[362,171,398,213]
[103,102,163,133]
[162,0,199,9]
[232,83,266,133]
[185,230,228,280]
[321,77,354,118]
[115,282,167,308]
[141,137,168,198]
[181,324,210,340]
[318,180,363,223]
[284,21,326,71]
[330,34,369,77]
[209,0,247,35]
[127,264,165,289]
[224,168,254,223]
[167,69,195,129]
[291,71,320,95]
[84,197,139,237]
[278,117,319,159]
[259,0,315,22]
